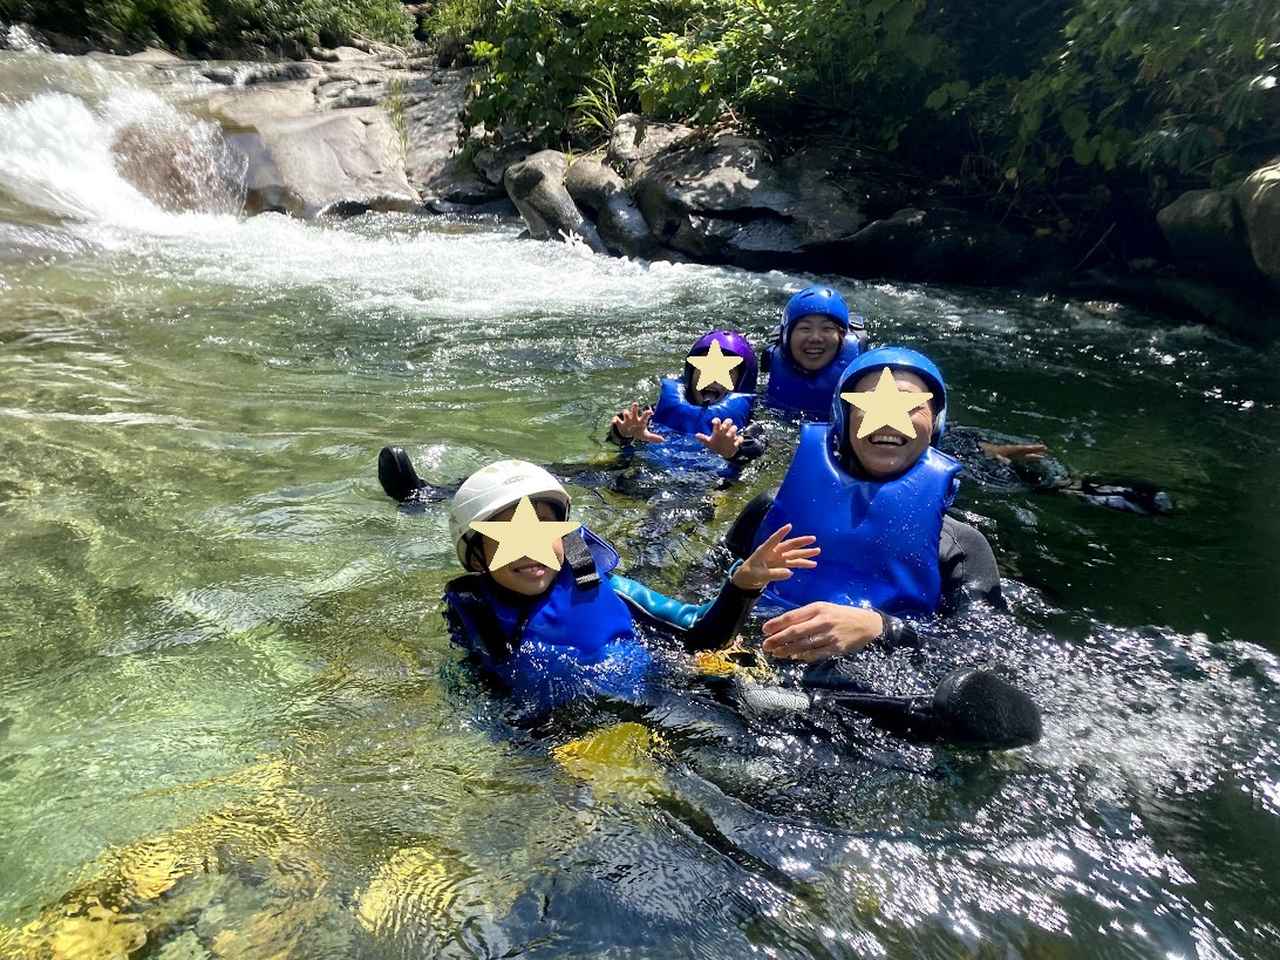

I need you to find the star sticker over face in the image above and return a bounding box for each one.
[686,340,743,393]
[841,367,933,440]
[470,496,581,572]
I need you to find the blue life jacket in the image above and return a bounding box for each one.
[753,423,961,615]
[764,336,863,418]
[443,528,651,712]
[640,378,754,476]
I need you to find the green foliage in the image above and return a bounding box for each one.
[461,0,663,143]
[4,0,413,52]
[384,73,411,159]
[424,0,495,50]
[634,0,945,145]
[570,62,626,138]
[960,0,1280,188]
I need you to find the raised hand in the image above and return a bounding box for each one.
[611,402,664,443]
[695,417,743,460]
[731,523,820,592]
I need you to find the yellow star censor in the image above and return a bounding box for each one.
[841,367,933,440]
[469,496,581,572]
[686,340,743,392]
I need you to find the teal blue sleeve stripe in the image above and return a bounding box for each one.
[609,574,712,632]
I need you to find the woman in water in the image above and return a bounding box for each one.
[728,346,1003,662]
[761,285,867,418]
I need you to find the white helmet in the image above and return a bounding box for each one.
[448,460,572,569]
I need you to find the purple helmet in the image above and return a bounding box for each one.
[684,330,758,394]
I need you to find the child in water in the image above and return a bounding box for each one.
[442,459,818,715]
[607,330,765,475]
[377,330,766,506]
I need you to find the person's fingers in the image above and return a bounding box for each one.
[777,535,817,550]
[762,603,822,636]
[764,630,833,657]
[762,615,828,648]
[758,523,793,551]
[695,433,711,444]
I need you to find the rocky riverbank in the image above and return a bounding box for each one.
[5,24,1277,341]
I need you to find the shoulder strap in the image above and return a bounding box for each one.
[562,529,600,588]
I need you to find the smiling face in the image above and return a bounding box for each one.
[846,369,935,479]
[479,499,565,596]
[788,316,845,371]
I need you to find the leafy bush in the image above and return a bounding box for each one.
[462,0,670,141]
[2,0,413,53]
[931,0,1280,191]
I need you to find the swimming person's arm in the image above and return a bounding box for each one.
[937,515,1005,612]
[610,573,762,652]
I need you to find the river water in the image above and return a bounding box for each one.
[1,43,1279,960]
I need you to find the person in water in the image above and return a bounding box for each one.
[727,346,1003,662]
[442,459,819,715]
[378,331,766,507]
[761,285,868,418]
[608,330,765,473]
[761,285,1172,515]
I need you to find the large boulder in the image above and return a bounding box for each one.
[564,158,657,258]
[607,113,694,179]
[400,69,477,201]
[818,207,1042,284]
[504,150,607,253]
[202,65,419,217]
[229,110,419,217]
[1237,159,1280,288]
[1156,188,1259,283]
[631,134,867,268]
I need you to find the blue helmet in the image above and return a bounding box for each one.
[782,286,850,342]
[830,346,949,447]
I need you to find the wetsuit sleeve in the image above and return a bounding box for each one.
[872,516,1006,650]
[610,572,762,652]
[937,515,1005,611]
[724,490,777,559]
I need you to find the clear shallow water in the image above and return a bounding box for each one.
[1,48,1279,960]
